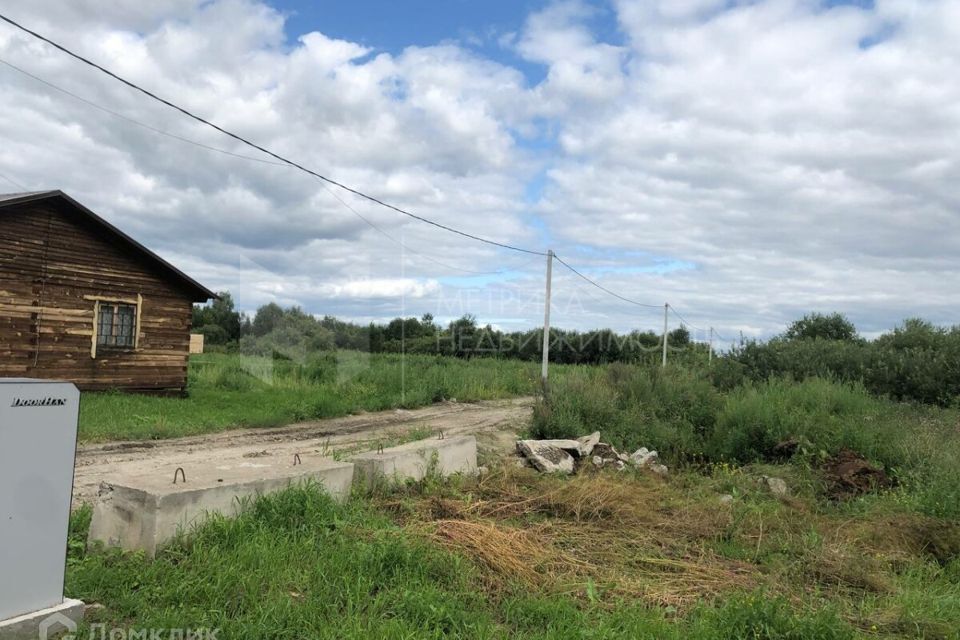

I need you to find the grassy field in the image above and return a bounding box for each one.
[68,353,960,638]
[67,464,959,638]
[79,352,544,441]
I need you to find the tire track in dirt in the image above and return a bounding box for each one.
[72,397,533,506]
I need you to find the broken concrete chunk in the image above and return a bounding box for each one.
[516,440,576,474]
[592,443,619,460]
[591,455,604,467]
[521,439,583,456]
[719,494,734,505]
[630,447,660,467]
[648,463,669,476]
[577,432,601,457]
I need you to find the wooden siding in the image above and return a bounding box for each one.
[0,200,195,392]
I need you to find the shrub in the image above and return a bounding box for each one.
[728,318,960,406]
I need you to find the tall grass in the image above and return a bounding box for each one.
[532,363,960,518]
[79,352,543,441]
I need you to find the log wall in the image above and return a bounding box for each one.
[0,200,195,392]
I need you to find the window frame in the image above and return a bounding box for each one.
[89,294,142,358]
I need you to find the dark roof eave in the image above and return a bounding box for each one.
[0,190,217,302]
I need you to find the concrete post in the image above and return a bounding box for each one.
[541,249,554,383]
[661,303,669,367]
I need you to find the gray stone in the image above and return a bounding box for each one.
[591,455,604,468]
[630,447,660,467]
[614,460,627,471]
[648,463,669,476]
[577,432,601,457]
[719,494,734,505]
[763,475,789,497]
[617,452,631,463]
[516,440,575,474]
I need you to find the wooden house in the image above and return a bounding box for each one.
[0,190,215,393]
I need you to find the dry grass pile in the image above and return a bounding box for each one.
[400,467,762,608]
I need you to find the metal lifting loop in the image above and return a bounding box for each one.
[293,453,301,466]
[173,467,186,484]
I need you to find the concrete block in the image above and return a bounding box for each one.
[88,451,353,557]
[0,598,84,640]
[351,435,477,490]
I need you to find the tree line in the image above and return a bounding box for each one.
[191,292,696,365]
[195,297,960,404]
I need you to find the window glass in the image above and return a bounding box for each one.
[96,302,136,348]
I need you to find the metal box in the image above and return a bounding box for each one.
[0,379,80,621]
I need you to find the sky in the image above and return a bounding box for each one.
[1,0,958,343]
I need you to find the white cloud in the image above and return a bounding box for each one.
[1,0,958,338]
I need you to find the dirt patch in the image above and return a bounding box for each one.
[72,397,532,507]
[822,449,892,500]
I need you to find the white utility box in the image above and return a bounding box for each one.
[0,379,82,631]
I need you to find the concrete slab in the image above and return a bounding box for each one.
[350,435,477,490]
[0,598,84,640]
[87,449,353,557]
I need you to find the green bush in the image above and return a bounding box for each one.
[728,319,960,406]
[531,365,722,459]
[706,377,885,463]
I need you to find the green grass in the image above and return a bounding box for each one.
[69,356,960,637]
[79,352,544,442]
[69,481,884,640]
[532,364,960,519]
[67,464,960,639]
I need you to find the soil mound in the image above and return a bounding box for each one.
[823,449,891,499]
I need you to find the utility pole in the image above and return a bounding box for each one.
[708,327,714,363]
[541,249,554,383]
[661,303,669,367]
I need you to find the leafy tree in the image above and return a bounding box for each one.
[252,302,285,337]
[192,291,242,344]
[784,313,858,341]
[669,326,691,346]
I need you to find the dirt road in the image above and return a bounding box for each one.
[72,397,533,506]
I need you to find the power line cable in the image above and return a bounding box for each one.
[0,58,287,166]
[552,254,663,309]
[0,13,547,257]
[0,170,26,190]
[668,305,706,332]
[318,181,537,276]
[0,55,536,277]
[0,13,734,334]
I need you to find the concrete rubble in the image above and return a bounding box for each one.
[515,440,576,474]
[762,475,789,497]
[516,433,669,476]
